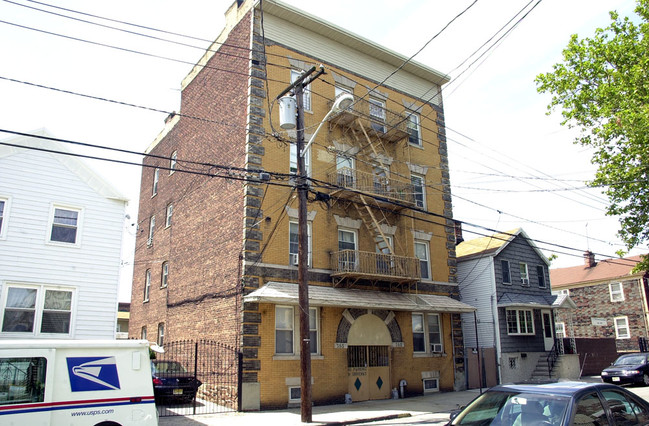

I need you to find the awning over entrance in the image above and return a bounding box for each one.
[243,281,476,313]
[497,292,556,308]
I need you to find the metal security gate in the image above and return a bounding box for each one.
[153,340,240,417]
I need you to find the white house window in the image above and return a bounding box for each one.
[412,313,443,354]
[290,69,311,111]
[157,322,165,347]
[501,260,511,284]
[289,221,311,267]
[161,262,169,288]
[49,206,81,245]
[165,204,173,228]
[609,282,624,302]
[0,197,7,239]
[1,285,73,336]
[170,151,177,174]
[423,377,439,393]
[289,143,311,177]
[309,307,319,354]
[555,322,566,338]
[275,306,294,355]
[288,386,301,403]
[369,98,386,132]
[614,316,630,339]
[144,269,151,302]
[414,241,430,280]
[506,309,534,335]
[147,216,155,247]
[336,155,355,188]
[537,265,546,288]
[338,229,357,271]
[407,113,422,146]
[152,168,159,196]
[519,263,530,286]
[411,174,426,208]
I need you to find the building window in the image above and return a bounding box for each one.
[49,206,81,245]
[290,69,311,111]
[369,98,386,132]
[170,151,177,174]
[275,306,294,355]
[412,313,443,353]
[288,386,301,403]
[609,282,624,302]
[501,260,511,284]
[141,326,147,340]
[407,113,422,146]
[414,241,430,280]
[289,221,311,267]
[152,168,159,196]
[161,262,169,288]
[555,322,566,338]
[506,309,534,335]
[519,263,529,286]
[423,377,439,393]
[144,269,151,302]
[537,265,546,288]
[165,204,173,228]
[0,197,7,239]
[147,216,155,246]
[614,316,630,339]
[338,229,357,271]
[157,323,165,347]
[1,285,73,335]
[411,174,426,208]
[336,155,355,188]
[289,144,311,177]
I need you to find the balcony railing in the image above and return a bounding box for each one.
[327,167,417,207]
[328,97,409,143]
[330,250,421,283]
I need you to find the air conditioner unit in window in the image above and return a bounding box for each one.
[290,253,299,265]
[432,344,442,353]
[522,278,530,286]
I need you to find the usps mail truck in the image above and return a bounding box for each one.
[0,339,157,425]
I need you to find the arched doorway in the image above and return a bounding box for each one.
[347,313,391,401]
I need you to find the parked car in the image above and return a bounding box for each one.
[601,353,649,386]
[447,382,649,425]
[151,360,202,403]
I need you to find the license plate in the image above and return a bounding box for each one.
[612,377,620,382]
[173,389,183,395]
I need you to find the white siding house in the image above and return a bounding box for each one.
[0,130,128,339]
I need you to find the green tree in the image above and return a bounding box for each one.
[535,1,649,270]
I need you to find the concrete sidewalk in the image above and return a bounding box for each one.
[158,389,482,425]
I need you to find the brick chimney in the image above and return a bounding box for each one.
[584,250,596,268]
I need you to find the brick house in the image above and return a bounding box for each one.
[456,228,579,385]
[129,0,476,410]
[551,252,649,353]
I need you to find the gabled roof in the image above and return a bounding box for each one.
[456,228,549,265]
[0,129,128,202]
[550,254,647,289]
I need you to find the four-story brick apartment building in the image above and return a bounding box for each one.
[130,0,474,410]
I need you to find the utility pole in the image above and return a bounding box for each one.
[276,65,324,423]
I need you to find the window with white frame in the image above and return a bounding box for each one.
[147,216,155,246]
[275,306,319,355]
[338,228,357,271]
[170,151,177,174]
[152,168,159,196]
[289,143,311,177]
[411,174,426,208]
[290,69,311,111]
[1,285,73,335]
[161,262,169,288]
[423,377,439,393]
[614,316,630,339]
[335,84,353,98]
[309,307,319,354]
[555,322,566,338]
[609,282,624,302]
[0,197,6,239]
[141,326,147,340]
[537,265,547,288]
[369,98,386,132]
[289,221,311,267]
[288,386,301,403]
[144,269,151,302]
[412,313,443,354]
[49,206,81,245]
[336,154,355,188]
[506,308,534,335]
[407,113,422,146]
[165,204,173,228]
[501,260,511,284]
[157,322,165,347]
[519,263,530,286]
[414,241,430,280]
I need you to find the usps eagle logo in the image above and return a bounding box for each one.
[66,357,121,392]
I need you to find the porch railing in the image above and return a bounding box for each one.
[326,168,417,206]
[330,250,420,281]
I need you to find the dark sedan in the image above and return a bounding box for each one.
[601,353,649,386]
[447,382,649,425]
[151,360,202,404]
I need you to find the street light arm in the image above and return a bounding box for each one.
[300,92,354,157]
[300,109,334,157]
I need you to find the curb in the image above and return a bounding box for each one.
[314,412,413,425]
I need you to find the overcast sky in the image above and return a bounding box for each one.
[0,0,644,302]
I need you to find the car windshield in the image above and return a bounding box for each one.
[450,390,570,426]
[613,355,646,366]
[154,361,187,373]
